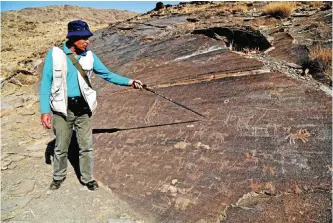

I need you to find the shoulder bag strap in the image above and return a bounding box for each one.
[67,53,92,88]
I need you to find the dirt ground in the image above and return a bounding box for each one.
[1,85,147,223]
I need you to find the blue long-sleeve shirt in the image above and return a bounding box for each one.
[40,43,131,114]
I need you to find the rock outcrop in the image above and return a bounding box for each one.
[88,1,332,222]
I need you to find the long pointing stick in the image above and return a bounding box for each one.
[142,84,206,118]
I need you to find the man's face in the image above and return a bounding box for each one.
[73,37,90,51]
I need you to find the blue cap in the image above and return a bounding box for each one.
[66,20,93,38]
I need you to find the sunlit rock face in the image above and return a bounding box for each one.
[90,2,332,222]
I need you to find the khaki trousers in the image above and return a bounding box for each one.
[52,109,93,184]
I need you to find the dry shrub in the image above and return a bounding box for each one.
[253,17,278,28]
[219,6,230,13]
[310,1,323,7]
[311,47,332,66]
[232,4,248,13]
[301,46,332,84]
[263,2,297,18]
[311,46,332,77]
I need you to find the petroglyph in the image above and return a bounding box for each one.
[151,204,168,215]
[285,128,311,144]
[144,99,162,124]
[174,197,192,210]
[195,142,210,150]
[262,164,276,176]
[208,132,228,144]
[237,115,254,132]
[174,141,189,149]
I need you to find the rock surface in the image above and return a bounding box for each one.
[90,2,331,222]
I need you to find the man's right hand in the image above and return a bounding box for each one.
[41,113,52,129]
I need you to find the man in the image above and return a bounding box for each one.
[40,20,143,191]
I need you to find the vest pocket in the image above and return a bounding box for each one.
[54,70,62,78]
[83,87,94,96]
[51,86,62,101]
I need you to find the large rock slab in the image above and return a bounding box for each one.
[91,9,331,222]
[93,70,331,222]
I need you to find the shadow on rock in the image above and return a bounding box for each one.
[45,131,82,181]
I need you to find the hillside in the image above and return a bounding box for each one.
[1,5,139,83]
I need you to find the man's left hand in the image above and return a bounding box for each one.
[130,80,143,89]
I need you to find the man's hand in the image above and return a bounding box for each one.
[41,113,52,129]
[129,79,143,89]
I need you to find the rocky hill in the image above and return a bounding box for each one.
[1,1,332,223]
[1,5,138,85]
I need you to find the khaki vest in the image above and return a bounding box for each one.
[50,47,97,116]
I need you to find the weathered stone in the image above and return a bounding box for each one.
[6,154,26,162]
[26,143,46,152]
[23,152,44,158]
[30,133,42,139]
[9,180,35,196]
[1,160,12,170]
[19,139,30,146]
[1,196,34,212]
[15,73,39,85]
[0,109,12,118]
[19,110,35,116]
[292,12,311,17]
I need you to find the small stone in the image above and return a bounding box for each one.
[33,137,55,145]
[0,109,11,118]
[23,152,44,158]
[126,138,136,144]
[7,163,17,170]
[264,46,275,54]
[282,21,292,26]
[10,180,35,196]
[19,140,31,146]
[20,110,35,116]
[171,179,178,185]
[1,160,12,170]
[286,62,302,69]
[7,154,26,162]
[292,12,309,17]
[2,196,34,212]
[30,133,42,139]
[26,144,46,152]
